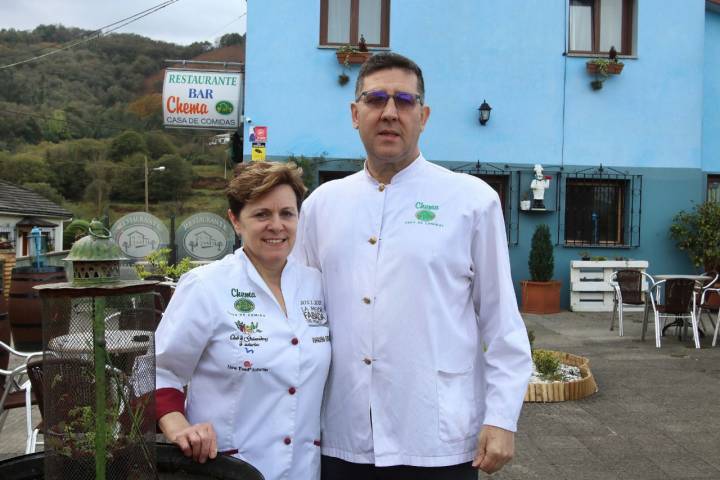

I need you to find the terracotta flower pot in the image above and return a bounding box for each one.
[520,280,561,314]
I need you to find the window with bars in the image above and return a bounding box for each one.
[564,178,633,246]
[473,174,508,219]
[320,0,390,47]
[568,0,635,55]
[708,175,720,203]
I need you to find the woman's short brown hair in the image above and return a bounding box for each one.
[226,162,308,216]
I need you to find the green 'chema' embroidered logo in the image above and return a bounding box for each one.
[234,298,255,313]
[415,201,439,222]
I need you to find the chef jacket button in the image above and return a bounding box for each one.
[362,297,371,304]
[378,183,386,192]
[291,337,299,345]
[284,437,292,445]
[313,439,321,447]
[368,236,378,245]
[288,386,296,395]
[363,358,372,365]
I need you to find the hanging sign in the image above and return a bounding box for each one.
[252,126,267,143]
[176,213,235,261]
[251,144,266,161]
[162,69,243,130]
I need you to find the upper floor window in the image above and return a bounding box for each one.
[568,0,635,55]
[320,0,390,47]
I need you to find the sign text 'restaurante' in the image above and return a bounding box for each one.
[167,73,239,86]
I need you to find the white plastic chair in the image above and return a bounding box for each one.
[0,341,43,453]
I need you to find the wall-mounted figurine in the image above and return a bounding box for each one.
[530,164,550,210]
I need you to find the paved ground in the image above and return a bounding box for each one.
[2,310,719,479]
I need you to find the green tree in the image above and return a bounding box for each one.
[22,182,64,204]
[529,224,554,282]
[109,153,144,201]
[85,160,116,216]
[218,33,245,47]
[669,201,720,271]
[145,131,177,159]
[149,154,193,202]
[0,152,49,184]
[108,130,147,161]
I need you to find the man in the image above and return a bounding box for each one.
[293,52,532,479]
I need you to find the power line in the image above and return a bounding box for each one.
[0,107,218,140]
[0,0,180,70]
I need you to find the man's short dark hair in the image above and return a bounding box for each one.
[355,52,425,102]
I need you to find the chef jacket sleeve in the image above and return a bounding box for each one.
[292,194,320,269]
[156,272,217,399]
[471,192,533,432]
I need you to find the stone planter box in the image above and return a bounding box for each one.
[570,260,649,312]
[524,351,598,403]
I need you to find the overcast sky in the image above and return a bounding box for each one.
[0,0,247,46]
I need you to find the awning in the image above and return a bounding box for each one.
[15,217,58,228]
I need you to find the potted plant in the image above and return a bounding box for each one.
[335,45,372,66]
[586,58,624,90]
[669,201,720,272]
[521,224,561,314]
[520,192,531,211]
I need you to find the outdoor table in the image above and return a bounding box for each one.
[653,275,710,338]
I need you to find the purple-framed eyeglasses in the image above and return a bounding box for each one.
[356,90,423,109]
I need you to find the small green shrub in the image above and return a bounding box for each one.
[529,224,554,281]
[135,248,196,282]
[533,349,561,380]
[526,328,536,352]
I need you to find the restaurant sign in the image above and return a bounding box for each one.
[111,212,170,260]
[162,69,243,130]
[176,213,235,261]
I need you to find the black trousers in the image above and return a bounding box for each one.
[321,455,478,480]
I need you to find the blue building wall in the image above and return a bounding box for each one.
[244,0,717,307]
[704,8,720,172]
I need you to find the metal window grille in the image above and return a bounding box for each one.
[559,167,642,247]
[454,163,520,246]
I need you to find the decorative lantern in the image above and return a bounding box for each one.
[35,221,159,480]
[478,99,492,126]
[64,220,127,283]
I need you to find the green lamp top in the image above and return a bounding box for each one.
[65,220,127,262]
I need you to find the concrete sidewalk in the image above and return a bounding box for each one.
[1,310,719,479]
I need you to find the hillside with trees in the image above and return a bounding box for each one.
[0,25,244,225]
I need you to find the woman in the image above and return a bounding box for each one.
[155,162,331,480]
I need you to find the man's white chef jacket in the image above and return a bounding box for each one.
[156,249,331,480]
[293,154,532,467]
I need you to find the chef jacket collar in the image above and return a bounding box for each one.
[234,247,297,314]
[362,153,426,186]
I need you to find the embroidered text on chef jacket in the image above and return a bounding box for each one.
[294,154,532,468]
[156,249,331,480]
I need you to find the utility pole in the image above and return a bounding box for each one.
[144,155,149,212]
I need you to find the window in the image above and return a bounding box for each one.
[473,174,508,218]
[708,175,720,203]
[568,0,635,55]
[320,0,390,47]
[564,179,629,246]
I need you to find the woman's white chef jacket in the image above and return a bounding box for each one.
[293,154,532,467]
[155,248,331,480]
